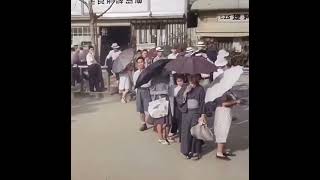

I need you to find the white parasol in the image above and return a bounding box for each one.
[205,65,243,103]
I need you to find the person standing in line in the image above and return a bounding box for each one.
[176,74,207,160]
[141,49,151,67]
[152,47,166,63]
[71,47,81,87]
[86,46,104,92]
[168,74,186,142]
[133,57,152,131]
[118,65,131,103]
[149,68,172,145]
[184,47,194,57]
[167,47,179,59]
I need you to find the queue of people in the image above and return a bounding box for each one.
[71,45,105,92]
[131,42,242,161]
[72,41,243,161]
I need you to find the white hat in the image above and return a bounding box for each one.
[111,43,120,49]
[185,47,194,53]
[218,49,229,57]
[156,47,164,52]
[196,41,206,47]
[215,55,228,67]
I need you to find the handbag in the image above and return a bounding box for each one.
[148,97,169,118]
[190,123,214,141]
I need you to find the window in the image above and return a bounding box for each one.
[71,26,90,36]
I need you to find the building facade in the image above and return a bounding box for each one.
[71,0,192,61]
[191,0,249,52]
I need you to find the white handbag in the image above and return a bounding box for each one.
[148,97,169,118]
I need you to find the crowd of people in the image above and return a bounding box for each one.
[131,41,243,161]
[72,41,245,161]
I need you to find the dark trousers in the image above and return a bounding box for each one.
[71,66,80,86]
[88,64,104,92]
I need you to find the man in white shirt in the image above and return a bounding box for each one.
[133,56,152,131]
[152,47,165,63]
[86,46,104,92]
[105,43,122,77]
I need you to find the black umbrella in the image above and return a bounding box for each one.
[134,59,171,89]
[165,56,217,74]
[112,48,135,73]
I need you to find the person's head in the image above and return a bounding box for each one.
[142,49,148,58]
[196,41,206,50]
[136,50,142,56]
[88,46,94,53]
[175,75,185,87]
[111,43,120,51]
[156,47,164,56]
[136,56,145,70]
[79,47,83,51]
[71,47,75,53]
[187,74,201,86]
[171,47,177,54]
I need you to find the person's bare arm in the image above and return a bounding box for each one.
[222,100,241,107]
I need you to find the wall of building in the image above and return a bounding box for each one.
[196,11,249,37]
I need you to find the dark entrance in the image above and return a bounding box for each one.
[100,26,131,65]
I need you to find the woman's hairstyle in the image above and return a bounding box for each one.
[135,56,145,62]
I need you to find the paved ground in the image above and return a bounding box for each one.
[71,73,249,180]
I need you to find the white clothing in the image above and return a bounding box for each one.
[212,69,224,80]
[119,72,130,90]
[168,53,178,59]
[214,106,232,143]
[133,69,151,88]
[86,53,96,66]
[106,50,121,61]
[174,86,182,97]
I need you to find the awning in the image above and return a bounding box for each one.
[191,0,249,11]
[196,32,249,37]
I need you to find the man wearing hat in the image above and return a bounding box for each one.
[184,47,194,57]
[105,43,122,78]
[152,47,165,63]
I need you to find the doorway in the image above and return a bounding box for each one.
[100,26,131,65]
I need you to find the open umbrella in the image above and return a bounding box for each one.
[205,65,243,103]
[165,56,217,74]
[134,59,171,89]
[112,48,135,73]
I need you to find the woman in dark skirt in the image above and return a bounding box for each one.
[176,74,207,160]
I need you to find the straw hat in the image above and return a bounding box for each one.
[196,41,206,47]
[185,47,194,53]
[111,43,120,49]
[156,47,164,52]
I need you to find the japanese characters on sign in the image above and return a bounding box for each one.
[94,0,143,4]
[218,13,249,23]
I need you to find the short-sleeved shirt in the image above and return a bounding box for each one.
[106,50,121,61]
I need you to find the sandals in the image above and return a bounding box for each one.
[158,139,170,145]
[223,151,236,157]
[216,154,231,161]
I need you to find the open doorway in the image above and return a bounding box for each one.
[100,26,131,65]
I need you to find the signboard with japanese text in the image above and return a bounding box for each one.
[84,0,149,14]
[217,13,249,23]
